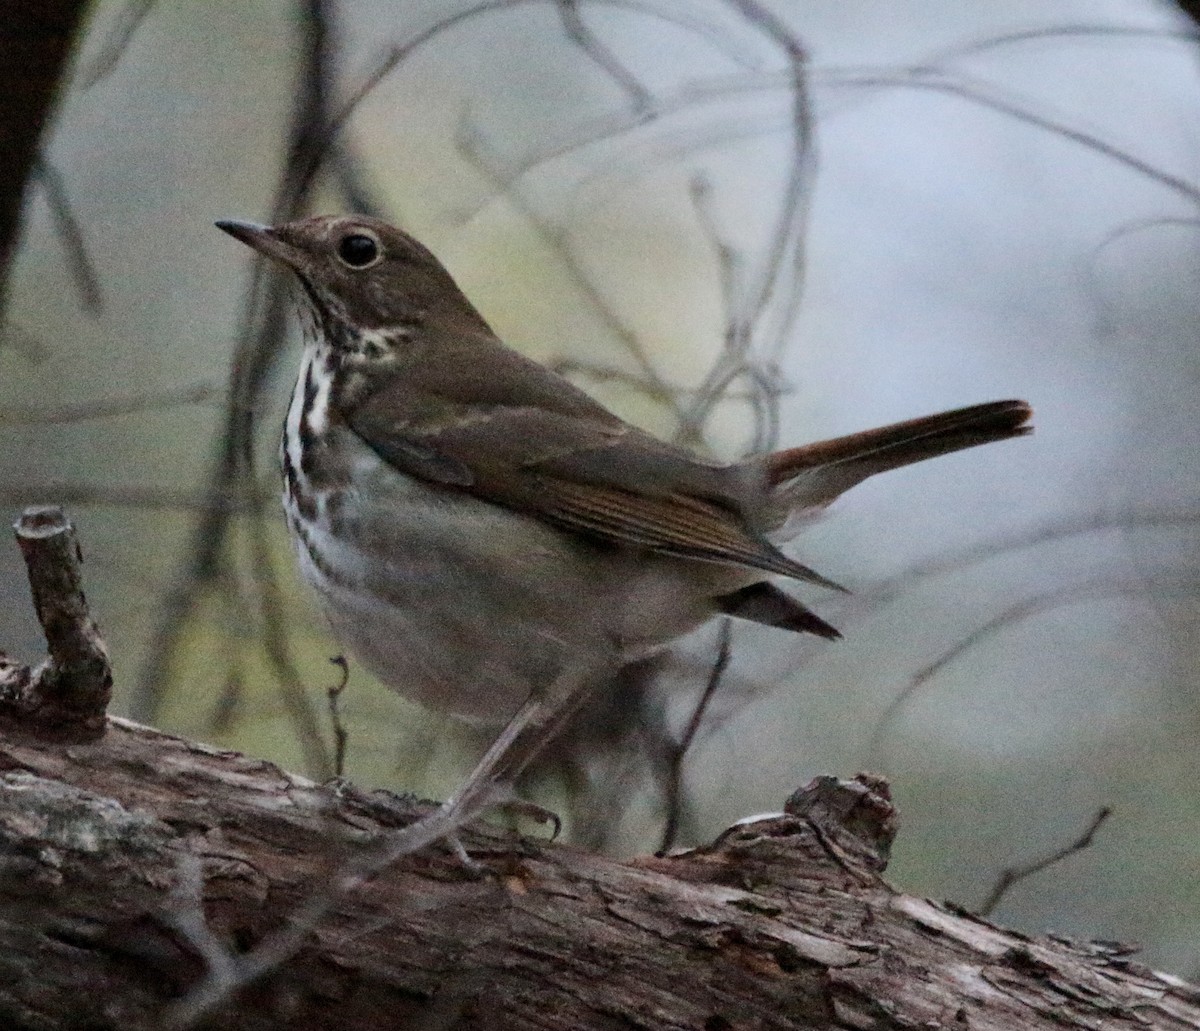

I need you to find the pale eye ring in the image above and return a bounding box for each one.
[337,231,382,269]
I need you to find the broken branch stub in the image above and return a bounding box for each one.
[0,506,111,741]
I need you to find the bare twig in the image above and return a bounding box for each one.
[334,0,762,171]
[658,618,733,854]
[168,657,606,1029]
[548,358,773,405]
[456,121,684,424]
[456,0,815,460]
[817,23,1200,128]
[134,0,337,778]
[30,156,103,312]
[818,65,1200,208]
[668,0,819,454]
[163,852,237,986]
[979,807,1113,917]
[329,139,389,217]
[869,572,1200,758]
[1084,215,1200,333]
[555,0,653,111]
[0,380,220,425]
[689,174,740,322]
[165,797,484,1029]
[679,169,787,451]
[327,654,350,777]
[867,507,1200,607]
[246,491,332,777]
[0,481,270,512]
[722,0,816,341]
[74,0,158,90]
[0,506,111,741]
[674,172,745,449]
[728,507,1200,741]
[921,22,1200,64]
[480,33,1200,240]
[207,669,244,733]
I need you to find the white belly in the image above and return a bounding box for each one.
[287,443,729,726]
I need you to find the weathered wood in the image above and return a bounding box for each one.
[0,719,1197,1030]
[0,507,112,742]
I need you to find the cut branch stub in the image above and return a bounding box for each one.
[0,506,111,741]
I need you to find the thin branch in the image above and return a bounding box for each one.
[869,572,1200,758]
[815,21,1200,131]
[727,507,1200,723]
[332,0,762,176]
[247,501,332,778]
[474,36,1200,228]
[459,84,753,211]
[1083,215,1200,334]
[326,655,350,777]
[689,174,741,325]
[457,0,815,457]
[978,807,1113,917]
[328,139,389,218]
[549,357,776,404]
[555,0,653,111]
[0,381,220,425]
[658,618,732,854]
[721,0,814,336]
[0,481,270,513]
[162,852,237,987]
[133,0,336,759]
[74,0,158,90]
[30,156,103,313]
[476,0,814,455]
[207,668,244,734]
[674,172,745,449]
[818,65,1200,208]
[0,0,89,320]
[912,22,1200,67]
[456,120,684,422]
[166,796,484,1029]
[169,657,606,1028]
[681,0,814,456]
[866,507,1200,605]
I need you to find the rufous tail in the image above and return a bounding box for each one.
[765,399,1032,512]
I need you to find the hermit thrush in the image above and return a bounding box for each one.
[216,215,1031,750]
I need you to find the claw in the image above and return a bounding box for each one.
[441,833,486,877]
[500,798,563,841]
[434,789,562,876]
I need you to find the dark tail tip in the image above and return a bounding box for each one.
[716,582,842,641]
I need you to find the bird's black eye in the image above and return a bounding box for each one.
[337,233,380,268]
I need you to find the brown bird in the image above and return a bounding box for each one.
[216,215,1030,787]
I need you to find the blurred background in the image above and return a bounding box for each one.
[2,0,1199,976]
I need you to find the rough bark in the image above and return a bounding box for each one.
[0,719,1198,1031]
[0,506,112,742]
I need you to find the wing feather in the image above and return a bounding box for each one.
[534,478,840,587]
[346,361,841,588]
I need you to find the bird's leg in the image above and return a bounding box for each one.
[439,658,608,850]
